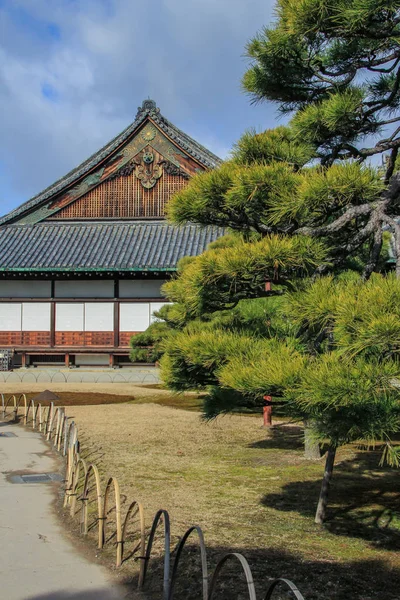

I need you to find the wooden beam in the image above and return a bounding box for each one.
[50,302,55,347]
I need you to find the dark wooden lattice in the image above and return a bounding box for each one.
[54,332,114,346]
[0,331,140,348]
[0,332,23,346]
[55,332,85,346]
[119,332,140,347]
[0,332,50,346]
[22,332,51,346]
[51,171,187,219]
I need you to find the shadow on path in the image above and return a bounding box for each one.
[131,542,400,600]
[26,590,133,600]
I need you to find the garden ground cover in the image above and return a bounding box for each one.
[67,401,400,600]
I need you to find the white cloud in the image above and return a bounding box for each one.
[0,0,276,212]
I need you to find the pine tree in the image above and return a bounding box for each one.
[243,0,400,277]
[136,1,400,523]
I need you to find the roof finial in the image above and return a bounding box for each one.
[136,98,159,120]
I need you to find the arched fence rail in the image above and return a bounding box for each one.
[1,395,306,600]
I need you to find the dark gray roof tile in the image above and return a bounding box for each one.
[0,221,223,272]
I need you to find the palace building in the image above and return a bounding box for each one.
[0,99,222,368]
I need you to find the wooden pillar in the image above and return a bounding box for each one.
[109,353,115,368]
[114,301,120,349]
[114,280,120,352]
[50,302,55,347]
[21,352,27,368]
[65,352,70,368]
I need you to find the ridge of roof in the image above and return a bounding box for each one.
[1,99,222,226]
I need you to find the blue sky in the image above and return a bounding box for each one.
[0,0,281,215]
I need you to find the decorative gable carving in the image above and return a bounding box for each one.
[2,99,221,226]
[45,119,204,220]
[49,150,189,219]
[108,146,190,186]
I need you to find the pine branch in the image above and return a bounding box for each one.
[365,64,400,117]
[295,203,373,237]
[363,225,383,280]
[381,213,400,278]
[385,147,399,184]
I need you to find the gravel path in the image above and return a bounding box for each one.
[0,420,130,600]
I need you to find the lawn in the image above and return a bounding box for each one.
[67,400,400,600]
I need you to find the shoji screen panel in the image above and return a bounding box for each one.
[55,303,84,346]
[119,303,150,346]
[21,302,51,345]
[22,303,51,330]
[0,303,22,345]
[84,303,114,346]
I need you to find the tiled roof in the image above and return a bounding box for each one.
[0,221,223,272]
[1,99,222,226]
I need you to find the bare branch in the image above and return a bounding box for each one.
[342,136,400,159]
[295,203,373,237]
[381,214,400,278]
[363,224,383,279]
[320,51,400,77]
[385,147,399,183]
[365,64,400,117]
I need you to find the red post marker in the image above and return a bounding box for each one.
[263,395,272,427]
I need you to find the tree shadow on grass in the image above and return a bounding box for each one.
[126,541,400,600]
[249,425,304,451]
[261,450,400,551]
[28,539,400,600]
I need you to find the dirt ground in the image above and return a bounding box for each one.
[67,403,400,600]
[0,381,170,397]
[2,386,203,412]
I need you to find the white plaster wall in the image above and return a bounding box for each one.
[120,303,150,332]
[55,303,84,331]
[84,303,114,331]
[55,280,114,298]
[75,354,109,366]
[0,280,51,298]
[0,303,22,331]
[119,280,165,298]
[22,303,51,331]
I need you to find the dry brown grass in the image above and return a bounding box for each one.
[69,403,400,600]
[71,404,266,543]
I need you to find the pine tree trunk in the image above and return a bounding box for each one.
[315,445,336,524]
[303,420,320,460]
